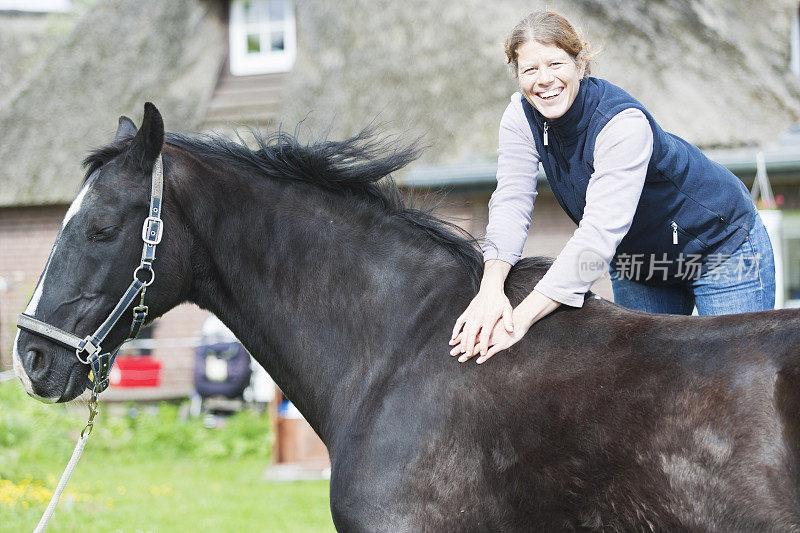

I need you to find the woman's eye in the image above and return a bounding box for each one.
[89,225,119,242]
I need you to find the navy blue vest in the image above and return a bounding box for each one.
[521,77,755,284]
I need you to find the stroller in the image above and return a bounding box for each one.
[194,341,252,400]
[192,315,273,419]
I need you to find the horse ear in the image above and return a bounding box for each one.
[126,102,164,172]
[115,116,137,141]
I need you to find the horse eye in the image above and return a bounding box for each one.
[88,225,120,242]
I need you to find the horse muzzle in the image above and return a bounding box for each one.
[12,330,60,403]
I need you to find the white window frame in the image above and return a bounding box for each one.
[229,0,297,76]
[0,0,70,11]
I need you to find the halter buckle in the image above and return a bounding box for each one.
[75,336,100,365]
[142,216,163,245]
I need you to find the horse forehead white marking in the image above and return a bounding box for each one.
[62,180,91,228]
[24,180,92,315]
[24,244,56,315]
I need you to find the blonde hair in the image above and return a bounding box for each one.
[504,11,597,77]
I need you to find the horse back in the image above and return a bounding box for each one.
[337,302,800,530]
[328,256,800,530]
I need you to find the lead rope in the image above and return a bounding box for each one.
[32,260,147,532]
[34,390,99,533]
[36,289,139,532]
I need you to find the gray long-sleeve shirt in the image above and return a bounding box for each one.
[482,93,654,307]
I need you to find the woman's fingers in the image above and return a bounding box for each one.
[449,331,464,356]
[451,313,468,341]
[453,317,479,362]
[476,341,506,364]
[450,290,515,361]
[462,320,480,361]
[502,303,514,333]
[475,324,515,364]
[476,318,497,357]
[454,314,502,361]
[449,331,463,350]
[458,345,478,362]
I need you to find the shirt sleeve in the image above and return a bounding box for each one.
[482,94,540,266]
[534,108,654,307]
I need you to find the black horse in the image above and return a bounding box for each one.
[13,103,800,531]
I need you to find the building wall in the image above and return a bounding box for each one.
[433,190,615,300]
[0,193,610,389]
[0,205,64,368]
[0,206,208,395]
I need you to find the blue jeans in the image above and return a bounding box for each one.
[611,213,776,315]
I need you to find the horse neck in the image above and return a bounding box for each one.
[171,149,470,441]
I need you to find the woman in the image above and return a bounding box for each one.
[449,10,775,364]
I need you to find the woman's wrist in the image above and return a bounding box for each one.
[480,259,513,291]
[515,290,560,328]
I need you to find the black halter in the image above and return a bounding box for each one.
[16,154,165,394]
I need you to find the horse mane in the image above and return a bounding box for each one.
[82,126,496,285]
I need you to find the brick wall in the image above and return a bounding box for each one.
[434,191,614,300]
[0,193,611,394]
[0,205,209,394]
[0,205,66,369]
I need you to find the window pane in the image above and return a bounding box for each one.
[269,0,286,21]
[270,31,285,51]
[245,0,269,24]
[247,33,261,53]
[229,0,295,75]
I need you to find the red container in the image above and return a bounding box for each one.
[110,356,162,387]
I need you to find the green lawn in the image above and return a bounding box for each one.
[0,382,336,532]
[3,456,334,532]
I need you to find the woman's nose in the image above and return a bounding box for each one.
[536,66,555,85]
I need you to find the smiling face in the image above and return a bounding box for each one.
[517,40,585,120]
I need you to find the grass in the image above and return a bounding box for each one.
[3,457,334,532]
[0,382,336,532]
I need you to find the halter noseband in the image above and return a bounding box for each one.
[16,154,165,394]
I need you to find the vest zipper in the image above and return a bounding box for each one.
[543,122,549,146]
[671,221,678,245]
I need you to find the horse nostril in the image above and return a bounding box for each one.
[24,348,49,378]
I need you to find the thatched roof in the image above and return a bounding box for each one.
[1,0,798,206]
[281,0,800,164]
[0,0,225,207]
[0,11,63,104]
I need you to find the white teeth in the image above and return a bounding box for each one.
[538,88,562,99]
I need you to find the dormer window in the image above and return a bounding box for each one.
[229,0,296,76]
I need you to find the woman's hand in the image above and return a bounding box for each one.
[454,290,561,364]
[450,260,514,359]
[449,287,514,359]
